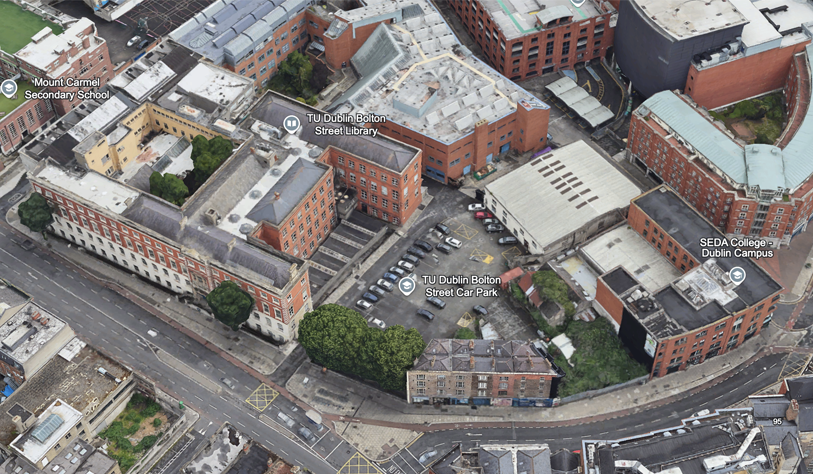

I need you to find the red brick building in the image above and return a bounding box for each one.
[449,0,617,80]
[593,186,782,378]
[628,44,813,249]
[407,339,563,405]
[0,82,55,155]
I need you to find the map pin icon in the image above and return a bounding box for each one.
[399,277,416,296]
[2,80,17,99]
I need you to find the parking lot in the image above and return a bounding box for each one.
[336,183,529,339]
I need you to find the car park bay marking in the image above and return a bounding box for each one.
[457,312,474,328]
[501,246,522,260]
[453,222,478,240]
[246,383,278,411]
[470,248,493,264]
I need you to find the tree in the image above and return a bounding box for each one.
[454,327,476,339]
[205,281,254,331]
[310,62,331,92]
[298,304,370,374]
[532,270,570,305]
[371,326,426,391]
[18,192,53,234]
[193,152,224,184]
[191,135,210,162]
[149,172,188,205]
[207,136,233,159]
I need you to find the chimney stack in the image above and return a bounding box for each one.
[431,356,436,368]
[12,416,24,434]
[468,340,474,349]
[787,399,800,421]
[469,356,475,369]
[274,192,281,200]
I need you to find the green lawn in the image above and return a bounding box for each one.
[0,81,37,115]
[0,2,63,54]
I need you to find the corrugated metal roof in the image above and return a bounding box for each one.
[642,91,747,184]
[535,5,572,26]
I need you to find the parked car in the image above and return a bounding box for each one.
[473,305,488,316]
[445,237,462,248]
[383,272,400,283]
[436,243,452,254]
[406,246,427,258]
[475,211,495,220]
[482,218,499,226]
[369,285,386,297]
[298,427,317,443]
[498,236,519,245]
[220,377,236,390]
[417,309,435,320]
[362,292,380,303]
[468,203,485,211]
[376,279,394,291]
[371,318,386,329]
[356,300,373,310]
[414,239,433,252]
[277,412,295,428]
[486,224,505,233]
[426,296,446,309]
[401,253,420,265]
[435,223,451,235]
[137,39,150,50]
[17,239,34,251]
[127,35,141,47]
[397,260,415,271]
[389,266,407,277]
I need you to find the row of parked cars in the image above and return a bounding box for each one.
[467,203,518,245]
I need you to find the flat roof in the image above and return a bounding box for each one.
[329,0,548,145]
[11,400,82,465]
[0,302,70,367]
[634,187,783,308]
[0,280,30,314]
[581,226,681,293]
[631,0,748,40]
[35,165,139,215]
[0,2,63,55]
[478,0,601,41]
[0,81,39,116]
[486,140,639,249]
[15,18,102,79]
[752,0,813,47]
[726,0,782,49]
[0,345,129,447]
[177,63,252,106]
[584,410,773,474]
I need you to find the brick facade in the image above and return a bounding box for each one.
[0,95,54,155]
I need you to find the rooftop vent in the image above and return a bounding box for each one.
[270,168,283,177]
[228,214,240,223]
[289,148,301,156]
[239,223,253,234]
[249,190,262,199]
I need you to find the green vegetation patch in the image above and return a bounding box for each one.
[714,93,785,145]
[99,393,163,472]
[0,3,63,54]
[0,81,38,115]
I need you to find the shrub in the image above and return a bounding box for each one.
[153,418,163,428]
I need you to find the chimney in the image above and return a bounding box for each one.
[431,356,436,368]
[250,147,256,154]
[227,238,237,251]
[491,358,495,369]
[274,192,281,200]
[468,340,474,349]
[82,36,90,49]
[787,399,800,421]
[180,216,188,230]
[469,356,475,369]
[12,416,24,434]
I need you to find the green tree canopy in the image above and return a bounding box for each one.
[190,135,233,185]
[149,172,189,205]
[18,192,53,234]
[205,281,255,331]
[193,152,223,184]
[532,270,571,306]
[373,326,427,390]
[298,304,371,374]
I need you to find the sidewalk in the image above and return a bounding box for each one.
[6,202,294,376]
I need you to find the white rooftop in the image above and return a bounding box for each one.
[581,225,682,293]
[752,0,813,47]
[333,0,548,144]
[119,134,193,183]
[486,140,640,248]
[68,96,130,143]
[36,165,139,215]
[0,302,69,366]
[14,18,103,78]
[11,400,82,466]
[478,0,601,40]
[123,61,176,102]
[633,0,748,39]
[727,0,782,49]
[177,63,253,106]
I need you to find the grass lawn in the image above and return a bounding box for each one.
[0,2,63,54]
[0,81,38,115]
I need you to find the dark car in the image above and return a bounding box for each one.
[298,427,317,443]
[486,224,505,233]
[482,218,499,226]
[435,223,451,235]
[389,266,407,277]
[498,236,519,245]
[401,253,420,265]
[426,296,446,309]
[406,246,427,258]
[417,309,435,320]
[414,239,433,252]
[362,292,379,303]
[369,285,386,297]
[17,239,35,251]
[383,272,400,282]
[473,305,488,316]
[137,39,150,50]
[436,243,452,254]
